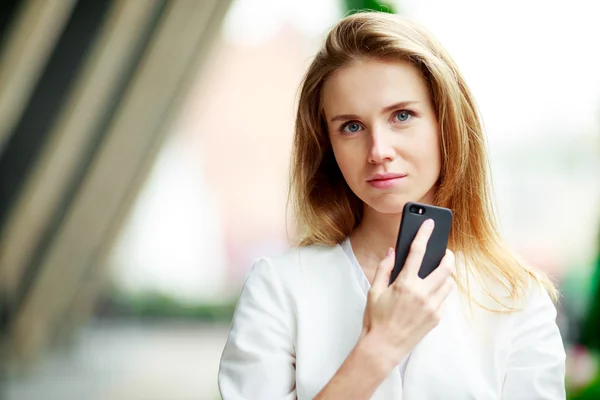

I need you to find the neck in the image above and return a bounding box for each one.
[349,189,437,269]
[349,206,402,270]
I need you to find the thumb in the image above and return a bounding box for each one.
[371,247,395,294]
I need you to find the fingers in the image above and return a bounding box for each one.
[371,247,395,294]
[395,219,435,282]
[424,249,456,294]
[429,274,455,307]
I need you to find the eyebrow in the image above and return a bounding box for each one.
[329,101,419,123]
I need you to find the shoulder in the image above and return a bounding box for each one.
[267,242,341,264]
[484,276,561,342]
[241,243,346,299]
[511,278,559,327]
[457,257,561,339]
[457,252,558,314]
[251,242,343,281]
[239,242,346,312]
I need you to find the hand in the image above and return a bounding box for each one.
[360,219,456,367]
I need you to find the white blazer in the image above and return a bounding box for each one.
[218,243,566,399]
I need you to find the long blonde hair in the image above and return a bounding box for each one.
[289,12,557,310]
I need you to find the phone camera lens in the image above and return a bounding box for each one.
[409,205,425,215]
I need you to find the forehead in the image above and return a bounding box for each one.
[321,58,430,116]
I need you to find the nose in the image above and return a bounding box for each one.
[367,128,395,164]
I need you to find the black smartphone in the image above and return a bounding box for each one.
[389,201,453,285]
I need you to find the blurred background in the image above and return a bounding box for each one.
[0,0,599,399]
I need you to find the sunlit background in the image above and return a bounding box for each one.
[1,0,599,399]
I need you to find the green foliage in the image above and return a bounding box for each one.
[107,290,237,322]
[580,246,600,352]
[343,0,396,14]
[569,373,600,400]
[573,232,600,397]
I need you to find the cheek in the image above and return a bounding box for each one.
[430,137,442,171]
[331,141,365,186]
[332,144,356,178]
[411,130,441,176]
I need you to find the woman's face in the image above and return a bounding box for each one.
[322,57,441,214]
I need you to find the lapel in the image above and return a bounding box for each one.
[331,245,405,399]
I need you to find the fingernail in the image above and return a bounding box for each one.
[424,219,434,228]
[386,247,394,257]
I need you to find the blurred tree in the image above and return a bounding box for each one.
[343,0,396,14]
[580,236,600,352]
[570,224,600,399]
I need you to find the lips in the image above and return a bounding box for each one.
[366,173,407,189]
[367,173,407,182]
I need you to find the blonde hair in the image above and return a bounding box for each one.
[289,11,557,311]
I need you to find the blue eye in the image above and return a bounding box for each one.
[395,111,412,122]
[342,122,363,133]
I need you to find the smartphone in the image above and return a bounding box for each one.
[389,201,453,284]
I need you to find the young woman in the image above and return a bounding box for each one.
[218,11,566,400]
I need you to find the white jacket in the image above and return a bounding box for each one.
[218,243,566,399]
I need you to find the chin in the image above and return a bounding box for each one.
[364,189,435,214]
[365,194,411,215]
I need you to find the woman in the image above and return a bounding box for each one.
[218,11,566,400]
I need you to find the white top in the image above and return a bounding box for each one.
[218,243,566,400]
[340,237,411,380]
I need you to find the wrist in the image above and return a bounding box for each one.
[356,330,407,376]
